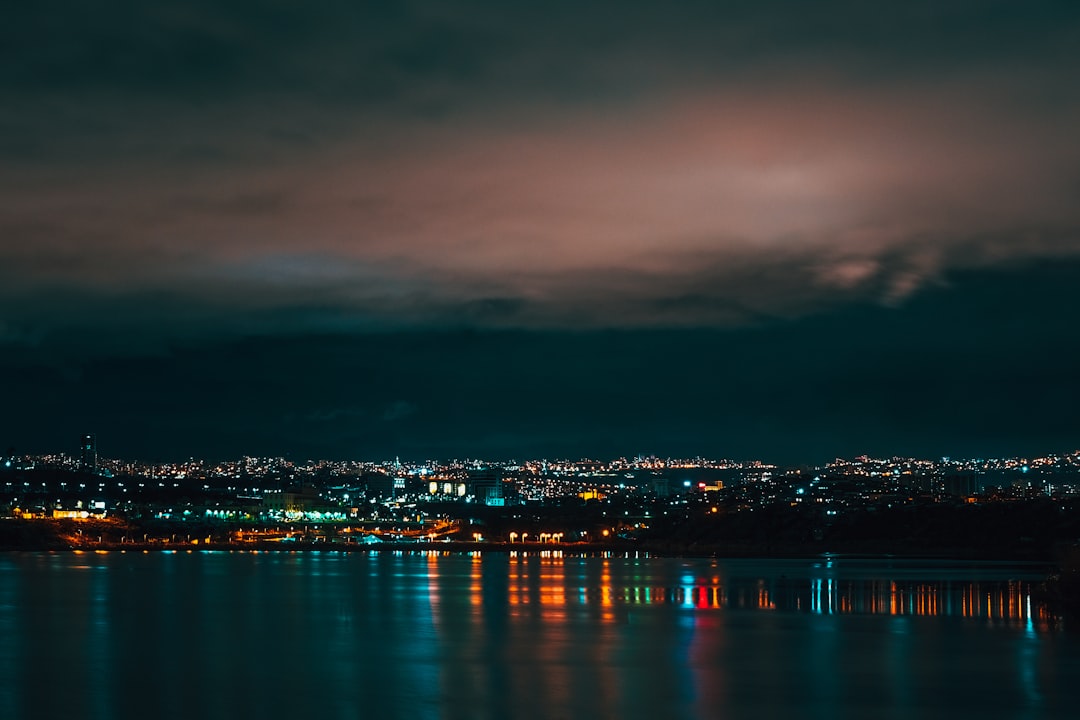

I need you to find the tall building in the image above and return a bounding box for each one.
[467,468,516,506]
[80,434,97,474]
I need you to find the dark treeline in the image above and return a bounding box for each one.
[639,500,1080,559]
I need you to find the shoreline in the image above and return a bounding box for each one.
[1,518,1073,564]
[0,539,1064,564]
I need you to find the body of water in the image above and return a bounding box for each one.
[1,551,1077,719]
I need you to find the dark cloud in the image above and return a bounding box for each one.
[4,260,1080,463]
[2,2,1080,459]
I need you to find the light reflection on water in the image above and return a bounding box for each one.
[0,551,1077,720]
[496,551,1057,630]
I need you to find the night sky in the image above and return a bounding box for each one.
[3,1,1080,464]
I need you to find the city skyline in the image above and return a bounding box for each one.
[3,2,1080,463]
[10,435,1080,473]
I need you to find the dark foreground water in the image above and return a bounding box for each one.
[1,551,1077,720]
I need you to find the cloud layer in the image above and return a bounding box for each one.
[3,1,1080,349]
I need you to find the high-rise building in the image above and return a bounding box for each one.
[80,433,97,474]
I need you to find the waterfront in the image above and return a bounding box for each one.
[1,552,1077,719]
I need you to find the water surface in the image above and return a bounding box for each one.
[1,551,1076,719]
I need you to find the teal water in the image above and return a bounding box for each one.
[1,551,1076,719]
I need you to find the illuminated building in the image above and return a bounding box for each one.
[80,434,97,474]
[467,468,513,506]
